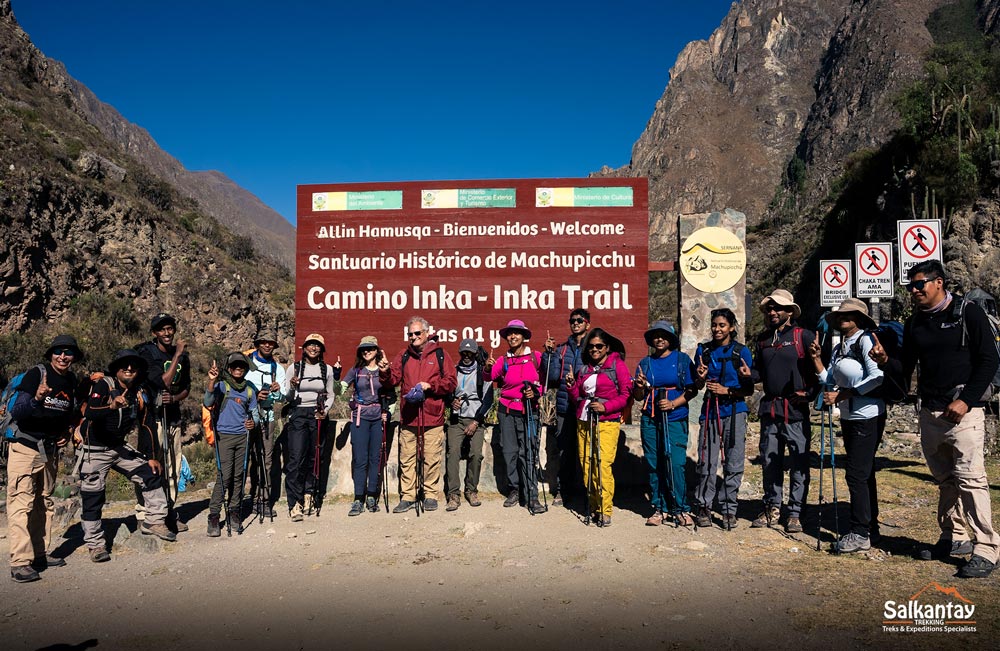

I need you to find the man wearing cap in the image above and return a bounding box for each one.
[809,299,885,553]
[542,308,591,506]
[80,349,176,562]
[445,339,494,511]
[750,289,817,534]
[245,330,287,517]
[7,335,83,583]
[134,312,191,532]
[901,260,1000,578]
[382,316,457,513]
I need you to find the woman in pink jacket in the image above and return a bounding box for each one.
[571,328,633,527]
[488,319,546,515]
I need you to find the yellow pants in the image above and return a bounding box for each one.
[6,442,57,567]
[577,420,619,517]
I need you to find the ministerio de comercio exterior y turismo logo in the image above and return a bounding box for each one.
[882,583,977,634]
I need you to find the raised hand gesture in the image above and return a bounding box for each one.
[486,347,497,369]
[808,337,822,360]
[205,359,219,391]
[868,332,888,366]
[334,355,342,371]
[737,358,752,379]
[34,375,50,402]
[544,330,556,352]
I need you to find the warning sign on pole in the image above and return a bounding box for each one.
[855,243,894,298]
[897,219,942,283]
[820,260,852,307]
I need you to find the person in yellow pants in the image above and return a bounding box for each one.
[570,328,633,527]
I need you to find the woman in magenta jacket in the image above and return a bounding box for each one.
[570,328,633,527]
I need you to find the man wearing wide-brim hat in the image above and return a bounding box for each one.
[7,335,84,583]
[245,329,287,517]
[749,289,817,534]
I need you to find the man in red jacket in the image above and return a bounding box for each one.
[382,316,457,513]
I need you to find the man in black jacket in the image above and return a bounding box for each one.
[902,261,1000,579]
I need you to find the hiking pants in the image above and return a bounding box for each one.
[640,415,690,515]
[578,419,619,518]
[920,407,1000,563]
[759,415,811,517]
[350,417,384,497]
[546,411,580,499]
[398,424,444,502]
[445,417,485,496]
[134,419,181,520]
[284,407,324,509]
[79,445,166,550]
[842,414,885,537]
[6,441,57,568]
[248,419,278,506]
[210,433,248,520]
[498,408,540,502]
[694,412,748,517]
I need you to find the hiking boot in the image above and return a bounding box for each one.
[552,494,563,507]
[365,496,378,513]
[446,494,461,512]
[646,510,664,526]
[303,494,314,515]
[957,554,996,579]
[919,539,975,560]
[423,498,438,512]
[465,490,482,507]
[785,516,803,534]
[751,506,780,528]
[597,515,612,528]
[206,513,221,537]
[528,499,547,515]
[694,507,713,528]
[348,500,364,516]
[31,554,66,569]
[393,500,416,514]
[10,565,40,583]
[166,511,188,533]
[836,532,871,554]
[141,522,177,542]
[88,547,111,563]
[722,514,739,530]
[503,491,519,508]
[290,503,304,522]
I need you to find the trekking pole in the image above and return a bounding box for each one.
[656,393,675,526]
[377,417,389,512]
[212,436,231,537]
[723,396,738,531]
[829,407,840,543]
[592,408,603,525]
[522,383,546,514]
[238,429,250,534]
[311,416,323,517]
[160,405,176,508]
[815,385,828,551]
[415,420,425,517]
[584,412,595,526]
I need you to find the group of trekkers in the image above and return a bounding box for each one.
[3,260,999,582]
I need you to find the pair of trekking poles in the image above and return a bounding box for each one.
[584,410,604,526]
[521,382,547,515]
[704,393,737,530]
[815,382,839,551]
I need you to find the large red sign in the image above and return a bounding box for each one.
[295,178,649,363]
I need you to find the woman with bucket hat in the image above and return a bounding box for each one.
[7,335,84,583]
[280,334,339,521]
[342,336,392,516]
[488,319,547,514]
[632,321,698,527]
[809,298,885,553]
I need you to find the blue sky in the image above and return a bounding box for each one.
[13,1,733,225]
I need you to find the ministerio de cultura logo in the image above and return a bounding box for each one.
[882,582,977,633]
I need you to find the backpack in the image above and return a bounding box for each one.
[952,293,1000,401]
[844,327,907,405]
[1,364,47,442]
[402,347,445,377]
[202,380,254,446]
[75,375,148,443]
[758,326,806,359]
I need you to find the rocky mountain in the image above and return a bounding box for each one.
[0,0,295,373]
[603,0,1000,323]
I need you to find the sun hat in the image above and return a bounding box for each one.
[44,334,85,362]
[302,333,326,352]
[499,319,531,340]
[824,298,877,331]
[643,320,680,349]
[759,289,802,319]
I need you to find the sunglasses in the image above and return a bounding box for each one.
[763,304,787,313]
[906,277,938,291]
[569,318,587,325]
[120,363,139,371]
[52,348,76,357]
[586,343,607,351]
[407,330,423,338]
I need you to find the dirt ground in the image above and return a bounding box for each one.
[0,426,997,651]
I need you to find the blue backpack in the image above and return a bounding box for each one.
[0,364,46,441]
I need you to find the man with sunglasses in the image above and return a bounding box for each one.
[7,335,83,583]
[901,260,1000,578]
[134,313,191,533]
[542,308,591,506]
[383,316,457,513]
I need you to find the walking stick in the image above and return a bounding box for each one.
[212,436,231,537]
[829,406,840,543]
[377,415,389,512]
[584,411,595,526]
[815,386,829,551]
[591,409,604,525]
[522,382,546,514]
[656,391,675,526]
[415,415,425,518]
[311,415,323,517]
[237,429,250,534]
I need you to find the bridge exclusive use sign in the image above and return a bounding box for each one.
[296,178,649,360]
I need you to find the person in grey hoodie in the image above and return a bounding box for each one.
[444,339,494,511]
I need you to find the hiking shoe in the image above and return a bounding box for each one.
[365,496,378,513]
[751,506,780,528]
[552,495,563,507]
[785,516,803,534]
[597,515,612,528]
[836,532,871,554]
[423,498,438,512]
[528,499,547,514]
[919,539,975,560]
[89,547,111,563]
[503,491,519,508]
[207,514,222,537]
[348,500,364,517]
[465,491,482,507]
[31,554,66,569]
[10,565,40,583]
[141,522,177,542]
[290,503,304,522]
[303,494,314,515]
[393,500,416,514]
[694,507,712,528]
[646,510,664,526]
[446,494,461,512]
[722,514,739,530]
[957,554,996,579]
